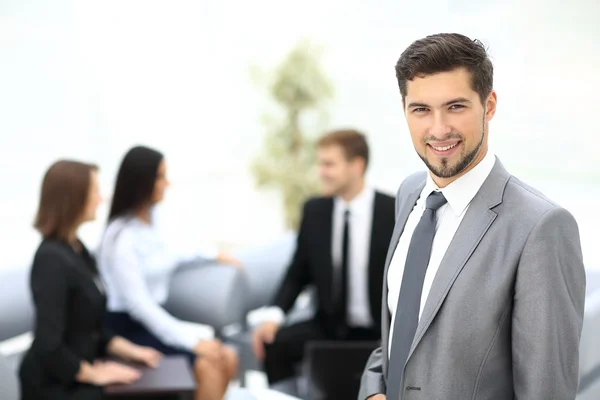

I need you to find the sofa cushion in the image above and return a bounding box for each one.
[0,353,19,400]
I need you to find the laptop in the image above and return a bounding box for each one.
[303,340,379,400]
[104,355,195,397]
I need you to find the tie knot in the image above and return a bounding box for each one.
[426,191,447,211]
[344,209,350,219]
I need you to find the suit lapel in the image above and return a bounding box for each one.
[368,192,391,288]
[383,185,424,280]
[322,198,335,304]
[367,192,382,277]
[407,159,510,360]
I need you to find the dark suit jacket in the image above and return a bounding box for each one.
[273,191,395,336]
[19,238,113,399]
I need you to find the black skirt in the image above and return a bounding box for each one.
[104,312,197,365]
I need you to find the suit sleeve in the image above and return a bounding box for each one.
[97,327,116,357]
[512,207,586,399]
[359,185,405,400]
[273,200,313,313]
[29,250,82,385]
[359,347,387,399]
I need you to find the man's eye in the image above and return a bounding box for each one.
[449,104,465,110]
[413,108,428,113]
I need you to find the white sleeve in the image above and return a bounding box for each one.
[106,229,201,351]
[247,306,286,328]
[178,321,215,341]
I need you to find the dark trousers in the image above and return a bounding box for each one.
[263,319,379,384]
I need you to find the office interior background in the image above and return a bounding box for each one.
[0,0,599,396]
[1,0,598,270]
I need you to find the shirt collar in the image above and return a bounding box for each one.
[334,185,375,216]
[423,151,496,216]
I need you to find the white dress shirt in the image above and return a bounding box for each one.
[332,186,375,327]
[387,152,496,357]
[97,215,219,351]
[247,186,376,328]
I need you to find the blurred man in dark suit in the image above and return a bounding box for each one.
[251,129,396,384]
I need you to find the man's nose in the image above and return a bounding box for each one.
[428,112,452,139]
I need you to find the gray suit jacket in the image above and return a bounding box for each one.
[359,158,586,400]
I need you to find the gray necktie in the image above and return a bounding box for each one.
[386,191,447,400]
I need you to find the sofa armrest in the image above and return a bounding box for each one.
[0,267,34,342]
[165,263,248,332]
[0,354,19,400]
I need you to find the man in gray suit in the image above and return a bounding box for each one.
[360,33,586,400]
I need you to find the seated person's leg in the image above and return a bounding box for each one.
[264,320,323,385]
[193,355,228,400]
[191,344,238,400]
[106,311,236,400]
[221,345,239,381]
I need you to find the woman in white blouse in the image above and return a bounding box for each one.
[97,146,240,400]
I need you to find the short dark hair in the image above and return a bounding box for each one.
[34,160,98,240]
[108,146,164,222]
[395,33,494,104]
[317,129,370,171]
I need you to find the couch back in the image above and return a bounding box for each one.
[0,267,34,343]
[234,232,296,312]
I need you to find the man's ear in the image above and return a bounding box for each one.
[485,90,497,122]
[352,157,366,176]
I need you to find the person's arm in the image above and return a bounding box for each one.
[359,182,407,400]
[359,347,387,400]
[29,249,84,385]
[172,241,220,265]
[97,327,116,357]
[105,336,136,361]
[512,207,586,399]
[169,235,241,268]
[106,229,206,351]
[105,336,163,368]
[271,200,313,314]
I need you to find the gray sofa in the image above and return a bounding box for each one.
[0,233,298,400]
[1,234,599,400]
[0,266,32,400]
[224,242,600,399]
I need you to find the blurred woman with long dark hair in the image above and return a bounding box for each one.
[98,146,239,400]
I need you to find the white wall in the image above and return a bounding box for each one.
[0,0,598,269]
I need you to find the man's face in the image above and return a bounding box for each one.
[403,68,496,183]
[317,145,363,196]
